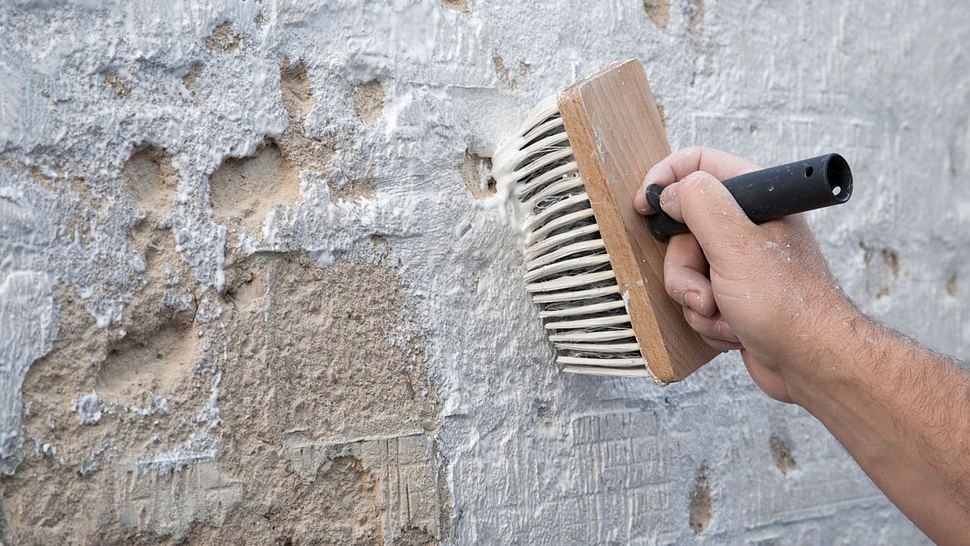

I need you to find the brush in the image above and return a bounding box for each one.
[492,59,852,383]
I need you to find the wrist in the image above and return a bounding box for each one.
[782,299,876,410]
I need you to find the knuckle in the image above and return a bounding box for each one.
[680,172,719,194]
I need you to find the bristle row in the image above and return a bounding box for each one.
[492,99,650,378]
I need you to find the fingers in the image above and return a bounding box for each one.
[683,307,742,347]
[663,234,716,317]
[658,171,762,263]
[701,335,744,352]
[634,147,760,214]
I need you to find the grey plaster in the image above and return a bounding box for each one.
[1,0,968,543]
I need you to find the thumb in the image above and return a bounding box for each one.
[659,171,763,261]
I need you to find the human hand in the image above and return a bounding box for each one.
[634,148,856,403]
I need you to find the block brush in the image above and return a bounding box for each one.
[492,59,853,383]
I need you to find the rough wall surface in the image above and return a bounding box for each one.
[1,0,967,544]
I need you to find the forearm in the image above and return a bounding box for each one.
[788,311,970,544]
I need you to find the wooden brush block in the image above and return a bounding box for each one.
[558,59,719,383]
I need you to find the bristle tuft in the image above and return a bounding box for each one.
[492,96,650,377]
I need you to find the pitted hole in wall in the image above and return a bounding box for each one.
[122,145,194,304]
[209,140,301,237]
[370,233,390,250]
[463,150,495,199]
[182,63,203,91]
[882,249,900,278]
[492,54,515,89]
[278,58,335,176]
[769,434,797,476]
[29,167,94,204]
[281,57,315,121]
[688,464,711,534]
[96,320,198,401]
[860,241,873,265]
[218,251,440,442]
[125,145,179,220]
[104,73,130,99]
[688,0,705,35]
[348,79,386,125]
[204,21,241,52]
[492,55,530,89]
[947,274,958,296]
[860,242,900,299]
[442,0,469,13]
[223,267,264,313]
[643,0,671,29]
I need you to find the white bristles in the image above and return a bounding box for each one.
[526,270,615,293]
[555,342,641,352]
[491,94,650,378]
[557,356,646,368]
[522,193,589,232]
[564,365,651,377]
[531,285,619,304]
[527,239,605,270]
[544,314,632,330]
[525,209,596,246]
[547,328,636,342]
[526,224,600,260]
[538,299,625,318]
[524,254,611,284]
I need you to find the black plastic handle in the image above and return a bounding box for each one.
[644,153,853,241]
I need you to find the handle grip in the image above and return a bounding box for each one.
[644,153,853,241]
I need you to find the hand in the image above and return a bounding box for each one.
[635,148,856,403]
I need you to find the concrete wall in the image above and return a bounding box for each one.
[1,0,967,543]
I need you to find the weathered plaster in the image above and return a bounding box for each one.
[1,0,968,543]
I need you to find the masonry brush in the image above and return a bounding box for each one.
[491,59,853,383]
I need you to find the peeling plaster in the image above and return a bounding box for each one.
[0,0,967,544]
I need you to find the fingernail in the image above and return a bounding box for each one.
[659,183,679,208]
[714,319,740,343]
[684,290,704,314]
